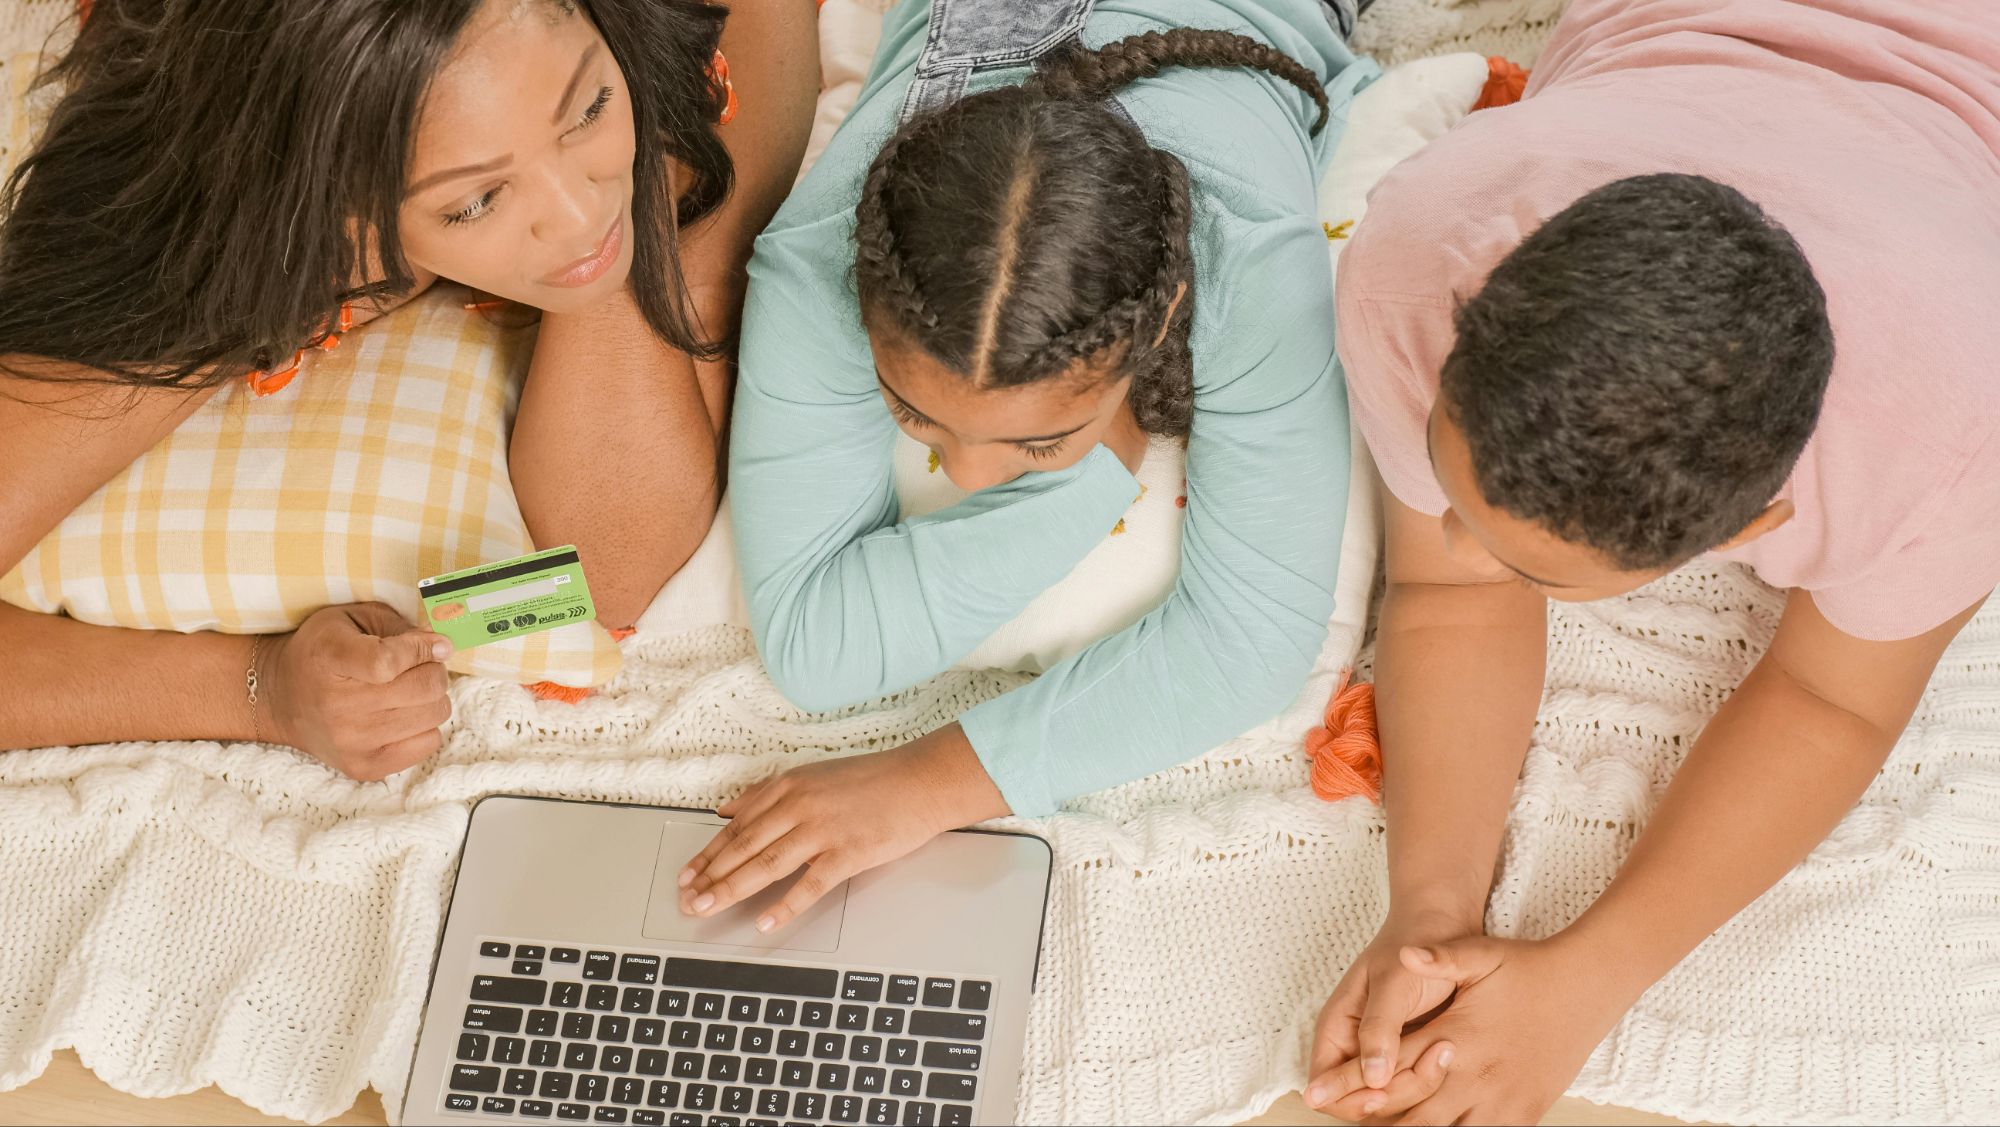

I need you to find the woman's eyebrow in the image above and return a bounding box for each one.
[551,42,601,125]
[409,155,511,194]
[406,43,602,193]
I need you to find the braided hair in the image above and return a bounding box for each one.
[853,29,1330,437]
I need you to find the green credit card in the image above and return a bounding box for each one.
[419,544,597,651]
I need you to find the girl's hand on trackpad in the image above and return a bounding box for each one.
[676,723,1011,932]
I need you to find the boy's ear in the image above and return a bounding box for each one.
[1715,498,1795,552]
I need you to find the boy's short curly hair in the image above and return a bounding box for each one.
[1441,173,1835,571]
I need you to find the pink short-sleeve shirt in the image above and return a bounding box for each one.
[1337,0,2000,640]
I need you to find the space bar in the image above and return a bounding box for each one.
[661,957,839,998]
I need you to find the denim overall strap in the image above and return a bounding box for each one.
[1321,0,1364,40]
[898,0,1098,124]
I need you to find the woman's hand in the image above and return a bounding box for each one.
[261,601,455,780]
[677,724,1011,932]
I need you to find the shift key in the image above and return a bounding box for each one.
[470,976,548,1006]
[908,1011,985,1041]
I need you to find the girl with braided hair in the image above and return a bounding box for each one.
[680,0,1377,927]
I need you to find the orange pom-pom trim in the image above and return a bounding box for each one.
[1472,56,1530,112]
[247,301,355,397]
[521,627,636,704]
[526,681,592,704]
[1305,671,1382,802]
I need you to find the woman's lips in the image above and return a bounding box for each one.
[543,218,623,288]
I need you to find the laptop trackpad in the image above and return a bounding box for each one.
[642,822,846,953]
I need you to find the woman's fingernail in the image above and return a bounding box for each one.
[1363,1056,1388,1086]
[677,868,694,888]
[1362,1098,1386,1116]
[1409,947,1434,963]
[432,640,453,661]
[1439,1046,1455,1069]
[1306,1085,1327,1105]
[692,893,714,913]
[755,916,775,933]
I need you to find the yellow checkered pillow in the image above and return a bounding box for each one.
[0,288,623,688]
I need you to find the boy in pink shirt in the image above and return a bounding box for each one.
[1308,0,2000,1121]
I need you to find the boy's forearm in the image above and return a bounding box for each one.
[1566,654,1938,993]
[1565,593,1978,996]
[1376,577,1549,928]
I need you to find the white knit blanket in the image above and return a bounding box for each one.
[4,564,1997,1125]
[5,1,1999,1125]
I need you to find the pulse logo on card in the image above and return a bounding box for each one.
[419,545,596,651]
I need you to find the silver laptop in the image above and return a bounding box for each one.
[403,794,1052,1127]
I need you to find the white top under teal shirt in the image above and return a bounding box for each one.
[731,0,1375,818]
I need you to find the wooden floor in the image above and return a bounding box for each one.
[0,1048,1700,1126]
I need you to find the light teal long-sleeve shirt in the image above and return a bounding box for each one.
[731,0,1375,817]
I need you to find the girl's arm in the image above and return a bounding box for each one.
[678,213,1353,928]
[510,0,822,630]
[730,235,1142,711]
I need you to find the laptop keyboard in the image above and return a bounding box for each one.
[441,939,992,1126]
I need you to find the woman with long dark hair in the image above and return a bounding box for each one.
[680,0,1374,928]
[0,0,818,774]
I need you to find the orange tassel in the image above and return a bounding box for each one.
[247,302,354,394]
[527,681,593,704]
[1305,672,1382,803]
[248,352,303,397]
[1472,56,1530,112]
[521,628,635,703]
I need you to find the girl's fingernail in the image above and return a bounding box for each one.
[677,868,694,888]
[432,640,453,661]
[1306,1085,1327,1105]
[692,893,714,912]
[756,916,775,933]
[1410,947,1434,963]
[1362,1098,1385,1116]
[1439,1046,1456,1069]
[1363,1056,1388,1086]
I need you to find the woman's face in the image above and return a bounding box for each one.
[399,0,637,311]
[868,328,1133,494]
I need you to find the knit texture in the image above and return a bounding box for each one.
[5,1,1999,1125]
[2,563,1995,1125]
[1353,0,1572,66]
